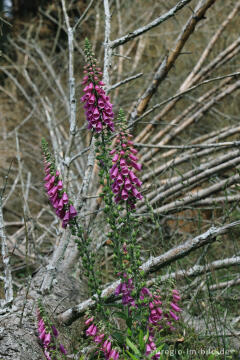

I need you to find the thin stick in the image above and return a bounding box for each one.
[0,194,13,305]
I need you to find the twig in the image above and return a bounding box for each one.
[73,0,95,31]
[0,194,13,306]
[108,72,143,91]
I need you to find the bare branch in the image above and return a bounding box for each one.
[0,196,13,306]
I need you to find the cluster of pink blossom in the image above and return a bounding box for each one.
[80,63,114,133]
[37,308,67,359]
[110,132,143,207]
[85,317,119,359]
[43,159,77,228]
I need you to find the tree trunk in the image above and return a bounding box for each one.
[0,268,85,359]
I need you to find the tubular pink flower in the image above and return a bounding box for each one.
[44,333,51,346]
[170,302,181,313]
[62,192,68,204]
[169,310,179,321]
[121,189,128,200]
[124,178,132,191]
[94,334,105,343]
[86,324,98,337]
[173,294,181,302]
[85,316,94,326]
[112,154,119,162]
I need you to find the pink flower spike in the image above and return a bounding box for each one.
[55,170,60,176]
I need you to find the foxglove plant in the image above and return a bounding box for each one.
[42,139,77,228]
[37,301,67,359]
[81,38,114,133]
[109,112,143,208]
[39,39,185,360]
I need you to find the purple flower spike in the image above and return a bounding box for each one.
[80,53,115,133]
[42,154,77,229]
[109,130,143,208]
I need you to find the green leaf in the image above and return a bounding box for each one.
[138,329,144,351]
[126,350,139,360]
[127,328,132,337]
[126,338,141,356]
